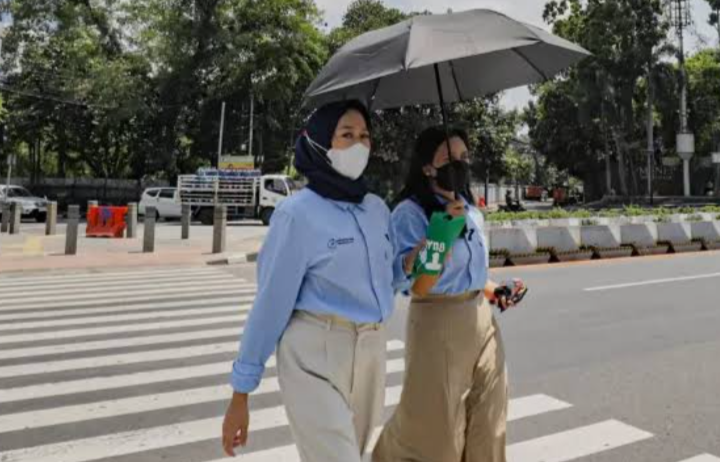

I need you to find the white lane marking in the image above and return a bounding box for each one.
[0,304,251,331]
[0,296,254,322]
[508,394,572,421]
[0,282,256,307]
[0,387,404,462]
[0,341,405,403]
[0,326,245,360]
[0,362,231,403]
[506,419,653,462]
[0,358,407,433]
[0,289,257,313]
[585,272,720,292]
[0,339,405,380]
[206,391,571,462]
[677,456,720,462]
[0,313,246,345]
[0,273,241,296]
[0,340,243,378]
[0,267,226,286]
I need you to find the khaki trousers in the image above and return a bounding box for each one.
[373,294,508,462]
[277,311,387,462]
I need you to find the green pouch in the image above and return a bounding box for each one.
[413,212,467,276]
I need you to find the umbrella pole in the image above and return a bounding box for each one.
[434,63,459,197]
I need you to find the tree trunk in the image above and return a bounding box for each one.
[611,127,629,196]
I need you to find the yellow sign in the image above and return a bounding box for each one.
[219,156,255,170]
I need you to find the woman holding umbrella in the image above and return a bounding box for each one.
[221,101,409,462]
[372,126,527,462]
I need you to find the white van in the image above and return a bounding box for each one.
[138,187,182,220]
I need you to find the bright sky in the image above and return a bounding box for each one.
[316,0,720,110]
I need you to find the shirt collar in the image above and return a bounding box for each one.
[329,198,367,212]
[435,194,470,210]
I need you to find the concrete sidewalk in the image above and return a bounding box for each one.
[0,222,266,273]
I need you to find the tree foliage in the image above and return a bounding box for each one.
[1,0,325,180]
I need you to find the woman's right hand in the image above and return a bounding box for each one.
[222,392,250,456]
[445,200,466,218]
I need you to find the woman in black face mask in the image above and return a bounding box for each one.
[372,126,527,462]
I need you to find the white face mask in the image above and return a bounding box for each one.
[326,143,370,180]
[306,135,370,180]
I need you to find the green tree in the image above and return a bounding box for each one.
[327,0,407,53]
[540,0,668,197]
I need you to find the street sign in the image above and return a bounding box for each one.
[712,153,720,164]
[676,133,695,159]
[219,155,254,170]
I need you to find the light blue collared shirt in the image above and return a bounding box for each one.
[230,188,394,393]
[391,197,489,295]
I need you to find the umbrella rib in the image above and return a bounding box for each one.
[448,61,465,102]
[513,47,549,81]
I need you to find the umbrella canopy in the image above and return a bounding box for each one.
[304,9,590,111]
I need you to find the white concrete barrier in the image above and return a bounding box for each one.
[656,222,692,244]
[581,225,622,249]
[489,227,537,254]
[548,218,582,227]
[690,221,720,242]
[620,223,658,247]
[537,227,581,252]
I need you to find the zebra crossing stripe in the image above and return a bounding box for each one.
[0,340,405,401]
[0,303,251,331]
[507,394,571,421]
[0,313,246,346]
[0,386,405,462]
[0,273,242,297]
[0,326,245,360]
[0,267,225,286]
[0,358,408,433]
[0,282,256,307]
[0,340,243,378]
[0,362,232,403]
[677,456,720,462]
[0,287,257,312]
[506,419,653,462]
[0,295,254,322]
[204,394,575,462]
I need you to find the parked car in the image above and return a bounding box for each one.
[0,185,49,222]
[138,187,182,220]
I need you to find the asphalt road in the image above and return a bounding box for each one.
[488,251,720,461]
[223,250,720,461]
[1,251,718,462]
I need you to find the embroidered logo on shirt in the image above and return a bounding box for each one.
[328,237,354,249]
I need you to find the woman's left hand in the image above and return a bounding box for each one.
[490,279,527,312]
[403,239,426,275]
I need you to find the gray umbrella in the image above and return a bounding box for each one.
[304,9,590,111]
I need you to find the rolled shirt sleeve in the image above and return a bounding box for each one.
[230,209,308,393]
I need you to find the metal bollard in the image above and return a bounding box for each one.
[127,203,138,238]
[1,202,10,233]
[46,202,58,236]
[181,204,191,240]
[212,205,227,254]
[143,206,156,253]
[9,202,21,235]
[65,205,80,255]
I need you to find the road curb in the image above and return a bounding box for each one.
[207,252,259,266]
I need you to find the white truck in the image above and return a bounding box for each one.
[177,169,298,226]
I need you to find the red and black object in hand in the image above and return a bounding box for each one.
[491,280,528,312]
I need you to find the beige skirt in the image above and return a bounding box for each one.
[373,292,508,462]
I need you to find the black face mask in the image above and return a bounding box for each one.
[434,161,470,192]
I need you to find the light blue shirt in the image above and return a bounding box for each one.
[391,197,489,295]
[230,188,394,393]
